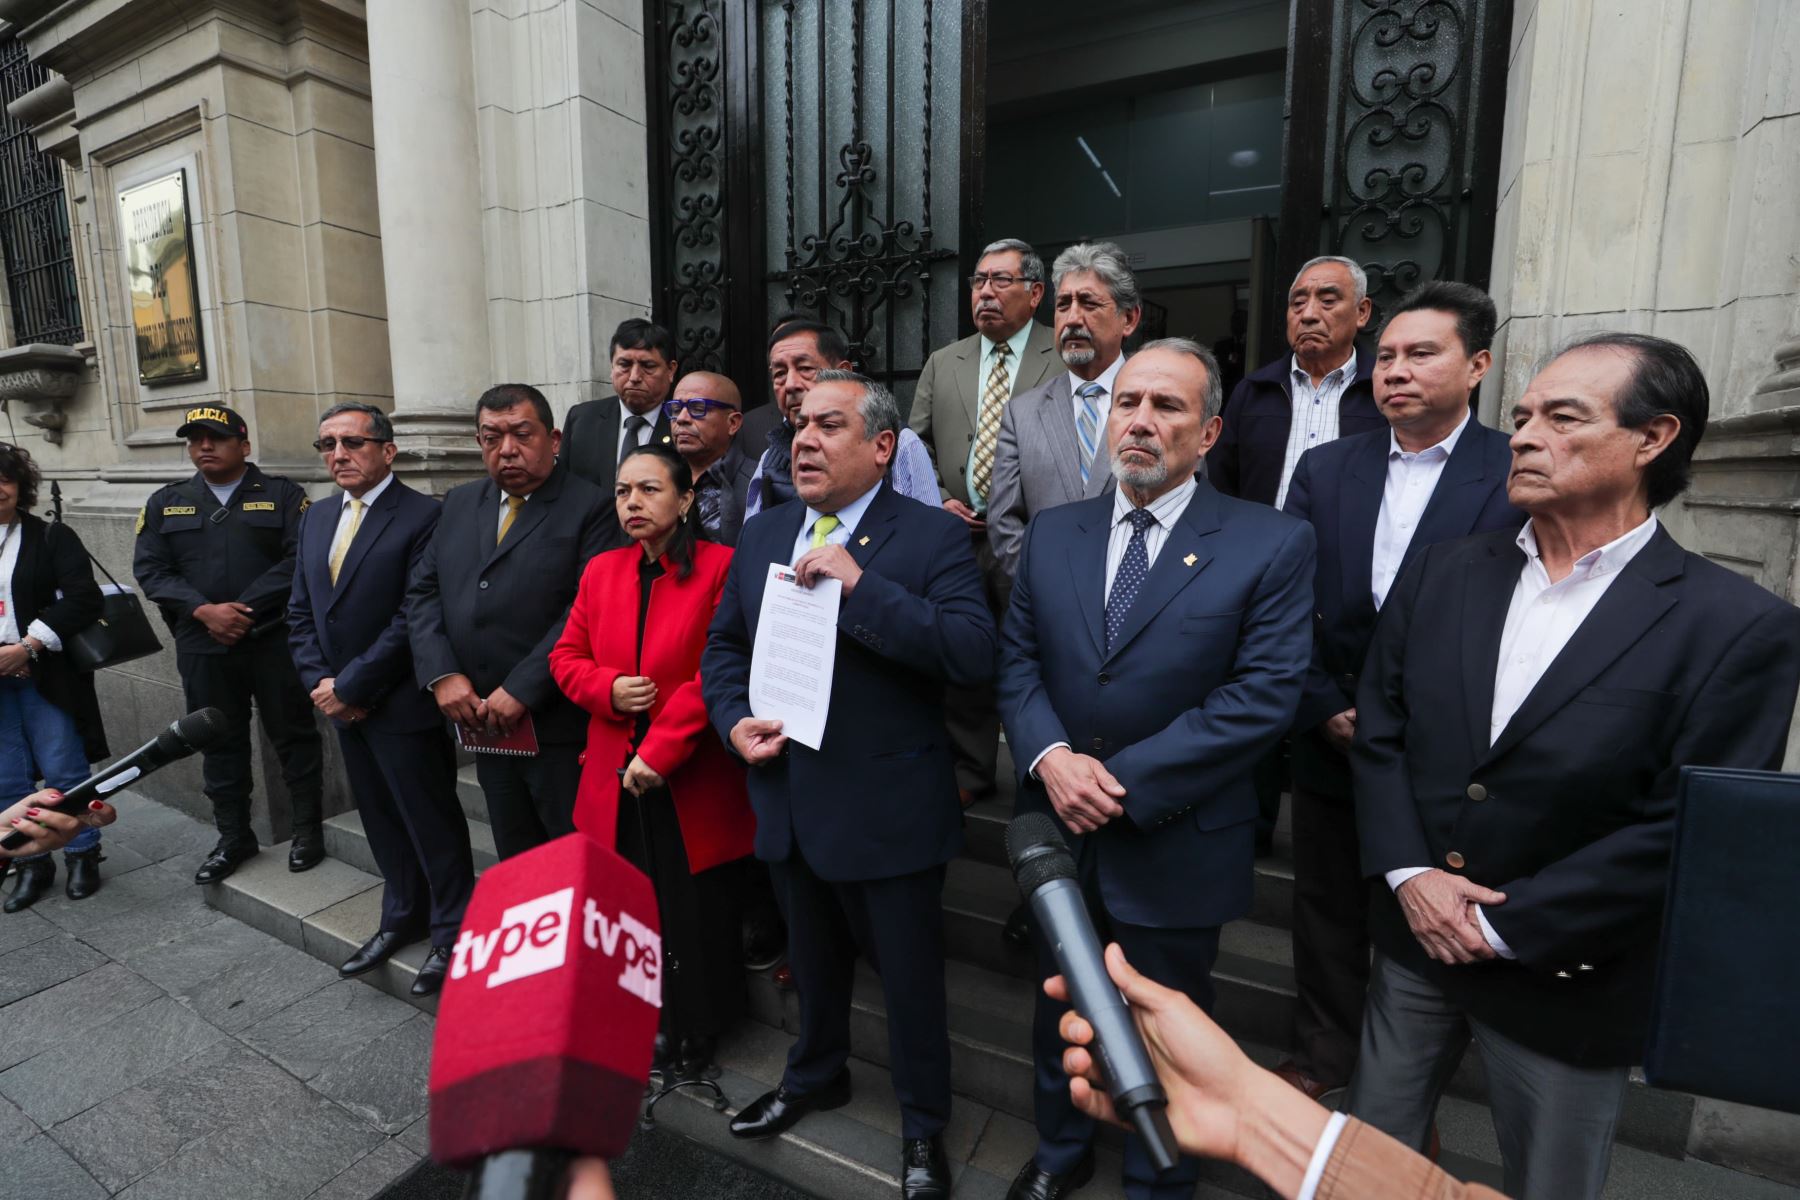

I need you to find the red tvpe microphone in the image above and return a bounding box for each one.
[430,832,662,1198]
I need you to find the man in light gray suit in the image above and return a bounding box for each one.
[988,241,1143,586]
[909,237,1060,804]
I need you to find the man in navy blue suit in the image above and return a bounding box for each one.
[997,339,1315,1200]
[702,371,996,1200]
[1275,282,1525,1100]
[289,403,474,997]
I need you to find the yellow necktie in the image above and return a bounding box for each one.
[809,513,840,549]
[328,498,363,585]
[497,494,525,546]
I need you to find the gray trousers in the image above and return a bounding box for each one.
[1346,952,1629,1200]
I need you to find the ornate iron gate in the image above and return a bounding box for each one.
[0,35,83,346]
[1276,0,1512,327]
[646,0,979,408]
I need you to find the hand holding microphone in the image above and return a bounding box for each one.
[0,791,117,858]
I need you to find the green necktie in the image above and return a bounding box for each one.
[809,513,840,548]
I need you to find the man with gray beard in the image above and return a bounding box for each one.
[997,340,1315,1200]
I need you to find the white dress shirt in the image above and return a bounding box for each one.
[1275,350,1357,510]
[614,398,658,464]
[0,519,63,651]
[1066,353,1126,433]
[789,480,883,566]
[331,471,395,563]
[495,487,531,539]
[1386,513,1661,957]
[1370,411,1470,610]
[1029,476,1199,777]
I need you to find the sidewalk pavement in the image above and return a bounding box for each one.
[0,792,431,1199]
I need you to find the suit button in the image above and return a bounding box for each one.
[1445,851,1466,869]
[1554,970,1573,979]
[1090,737,1104,751]
[1097,672,1110,685]
[479,580,489,590]
[1315,611,1324,621]
[1466,783,1487,802]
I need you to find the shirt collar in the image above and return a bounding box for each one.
[1067,352,1126,400]
[983,321,1035,364]
[1388,409,1472,462]
[342,471,395,509]
[1110,475,1197,530]
[1291,348,1357,389]
[803,479,883,540]
[1516,513,1660,581]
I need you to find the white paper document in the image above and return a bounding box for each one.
[749,562,842,751]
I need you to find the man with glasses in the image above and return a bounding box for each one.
[666,371,758,546]
[562,318,677,547]
[289,403,474,995]
[908,238,1060,807]
[407,385,613,859]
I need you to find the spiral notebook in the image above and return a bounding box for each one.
[454,714,539,757]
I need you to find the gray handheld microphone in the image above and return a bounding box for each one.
[1006,811,1180,1172]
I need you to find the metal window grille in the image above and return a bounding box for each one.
[0,35,83,346]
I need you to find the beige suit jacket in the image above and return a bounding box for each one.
[1317,1119,1506,1200]
[907,321,1060,506]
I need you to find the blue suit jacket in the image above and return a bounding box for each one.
[1282,420,1524,796]
[701,483,998,882]
[997,480,1315,929]
[289,477,443,733]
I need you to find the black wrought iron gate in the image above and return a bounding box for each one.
[645,0,981,410]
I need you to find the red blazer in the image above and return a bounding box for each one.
[549,540,754,874]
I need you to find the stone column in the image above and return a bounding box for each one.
[367,0,492,485]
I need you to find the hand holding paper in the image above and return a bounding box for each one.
[748,562,841,750]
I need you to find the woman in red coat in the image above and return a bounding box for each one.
[550,443,754,1080]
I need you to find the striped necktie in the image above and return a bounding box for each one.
[328,498,363,585]
[1076,381,1104,486]
[967,341,1013,506]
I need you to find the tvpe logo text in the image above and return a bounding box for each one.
[449,887,662,1006]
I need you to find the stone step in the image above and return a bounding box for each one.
[323,809,499,877]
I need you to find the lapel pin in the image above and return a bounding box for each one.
[858,535,871,546]
[1183,553,1197,567]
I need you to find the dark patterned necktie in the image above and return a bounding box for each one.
[1105,508,1157,651]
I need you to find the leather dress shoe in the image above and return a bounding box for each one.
[1272,1059,1343,1102]
[340,928,419,977]
[3,857,55,913]
[411,945,452,996]
[193,840,258,885]
[64,848,104,900]
[902,1135,951,1199]
[728,1070,851,1139]
[288,830,325,873]
[1004,1151,1094,1200]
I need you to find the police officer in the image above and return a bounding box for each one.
[133,404,325,884]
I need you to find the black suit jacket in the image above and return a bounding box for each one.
[560,397,673,548]
[1206,352,1383,507]
[1283,420,1524,796]
[1353,525,1800,1066]
[289,478,443,733]
[406,463,614,744]
[701,483,997,881]
[700,440,759,548]
[7,514,107,761]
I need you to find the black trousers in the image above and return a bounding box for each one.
[177,638,323,845]
[338,722,474,947]
[771,847,951,1139]
[945,532,1005,798]
[474,744,581,859]
[1289,783,1371,1086]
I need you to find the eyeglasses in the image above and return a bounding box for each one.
[312,436,390,452]
[969,272,1034,291]
[662,398,741,420]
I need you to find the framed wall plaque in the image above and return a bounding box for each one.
[119,169,206,385]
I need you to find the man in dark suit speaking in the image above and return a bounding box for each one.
[289,403,474,996]
[407,385,612,858]
[702,371,996,1200]
[997,339,1315,1200]
[1348,333,1800,1198]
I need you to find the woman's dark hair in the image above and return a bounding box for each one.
[0,442,40,512]
[618,443,707,579]
[1555,331,1709,509]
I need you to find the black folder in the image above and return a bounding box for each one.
[1645,766,1800,1114]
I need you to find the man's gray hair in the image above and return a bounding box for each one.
[814,369,901,441]
[978,237,1044,284]
[1051,241,1141,313]
[320,401,395,441]
[1136,337,1225,421]
[1291,255,1369,304]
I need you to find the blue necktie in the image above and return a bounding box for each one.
[1105,508,1156,651]
[1076,382,1103,486]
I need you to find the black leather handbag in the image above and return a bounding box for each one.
[64,543,163,671]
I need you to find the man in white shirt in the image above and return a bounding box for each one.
[1347,332,1800,1199]
[1277,283,1523,1102]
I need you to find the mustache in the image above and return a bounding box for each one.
[1060,324,1092,343]
[1115,436,1162,459]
